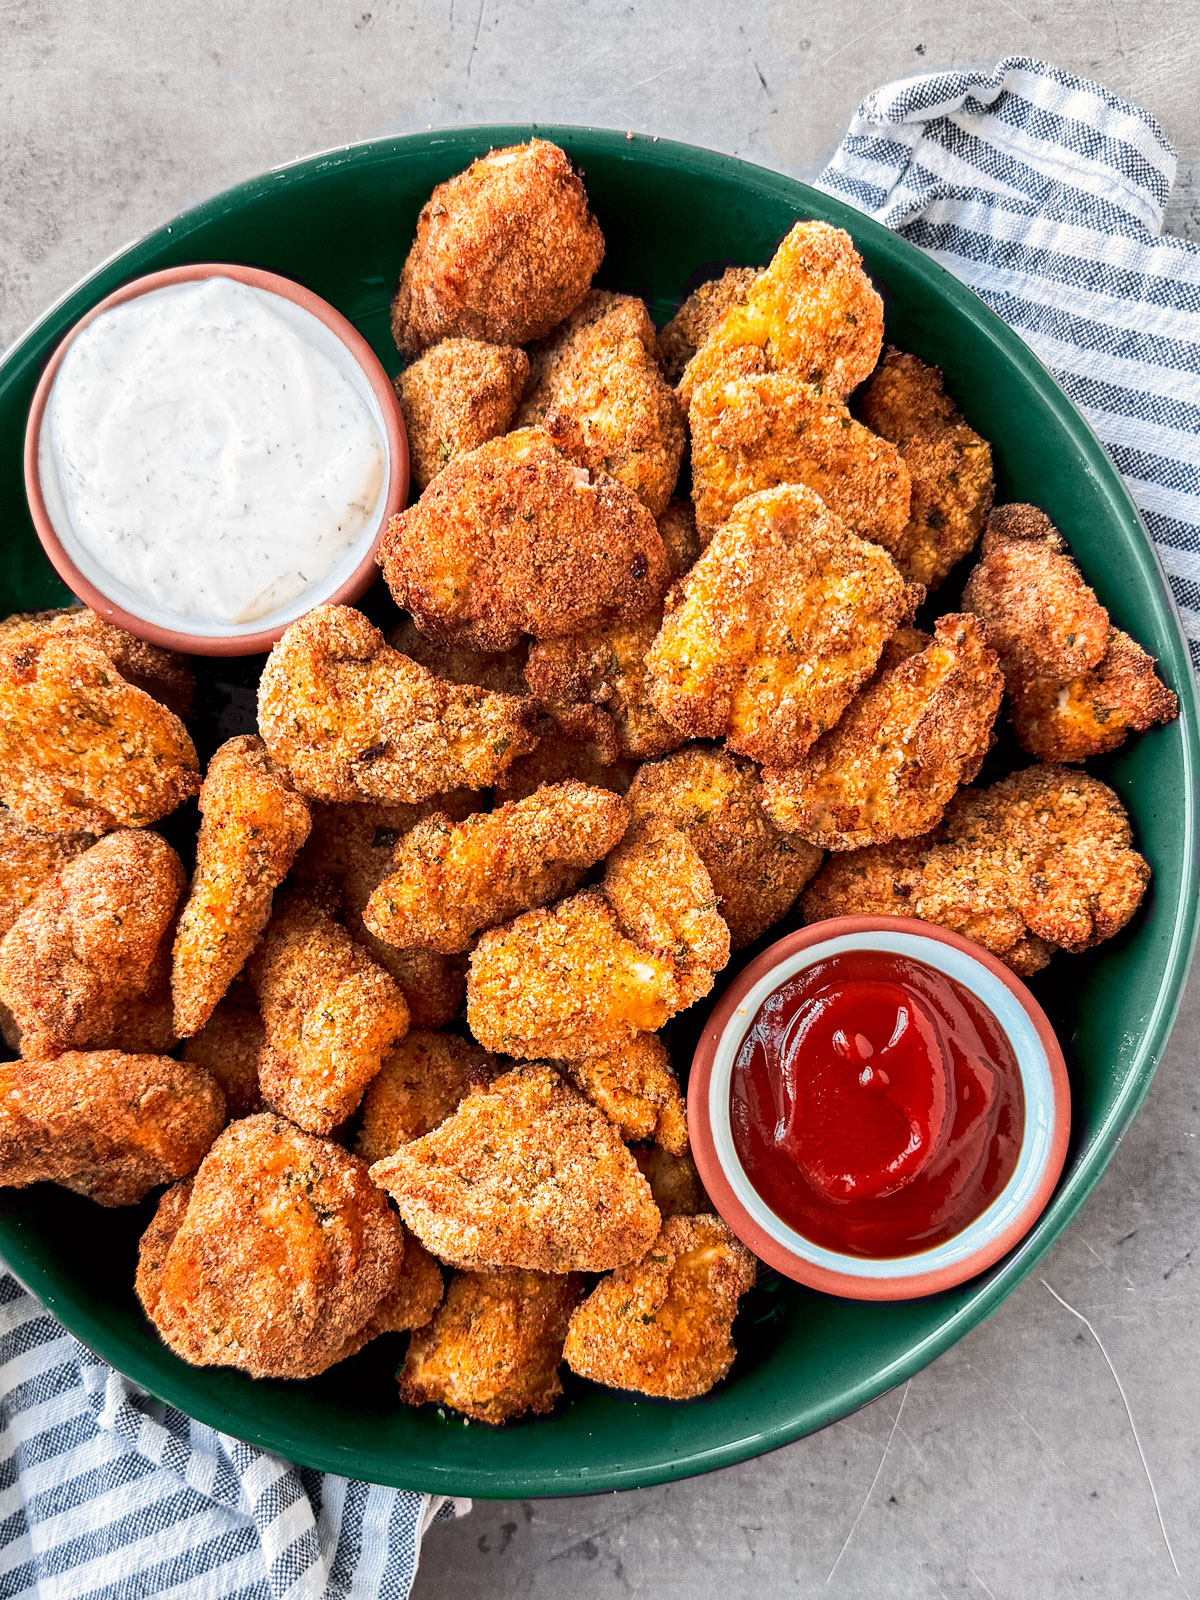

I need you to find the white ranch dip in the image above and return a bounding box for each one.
[43,276,386,626]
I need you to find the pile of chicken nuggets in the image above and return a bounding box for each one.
[0,139,1178,1423]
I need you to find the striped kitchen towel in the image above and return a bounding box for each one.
[816,55,1200,671]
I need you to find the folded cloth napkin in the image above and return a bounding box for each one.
[2,52,1197,1600]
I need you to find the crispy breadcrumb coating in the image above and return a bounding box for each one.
[559,1033,688,1153]
[1007,628,1177,763]
[137,1114,404,1379]
[250,897,410,1134]
[656,267,759,386]
[645,484,921,766]
[398,1268,583,1423]
[171,737,312,1038]
[0,811,94,937]
[394,338,529,494]
[257,605,537,803]
[0,1050,224,1206]
[379,429,670,652]
[180,998,265,1118]
[364,781,630,954]
[657,497,702,573]
[676,222,883,408]
[370,1063,660,1272]
[0,607,194,719]
[760,613,1003,850]
[563,1214,756,1399]
[493,727,636,803]
[859,349,995,587]
[368,1234,445,1335]
[0,830,184,1057]
[0,631,199,834]
[688,370,910,542]
[631,1143,711,1218]
[627,746,822,947]
[390,139,604,355]
[354,1030,499,1164]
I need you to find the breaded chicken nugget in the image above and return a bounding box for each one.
[632,1142,711,1218]
[645,484,921,766]
[493,725,636,803]
[379,429,670,652]
[677,222,883,408]
[257,605,537,803]
[365,781,630,954]
[563,1215,756,1399]
[250,897,410,1134]
[180,998,265,1119]
[760,614,1003,850]
[627,747,822,947]
[0,830,184,1057]
[0,632,199,834]
[0,607,194,718]
[399,1268,583,1423]
[522,292,658,405]
[657,267,760,386]
[0,1050,223,1206]
[368,1234,445,1336]
[354,1030,499,1164]
[137,1114,404,1378]
[560,1033,688,1154]
[0,811,94,936]
[391,139,604,355]
[395,338,529,494]
[370,1063,660,1271]
[688,370,910,542]
[172,737,312,1038]
[657,497,702,573]
[1007,628,1177,763]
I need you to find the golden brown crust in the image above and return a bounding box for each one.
[656,267,760,387]
[0,811,94,939]
[179,999,265,1119]
[354,1030,500,1165]
[0,607,194,719]
[0,1051,224,1206]
[559,1033,688,1153]
[395,338,530,494]
[366,1233,445,1336]
[390,139,604,355]
[657,497,702,574]
[1007,628,1178,762]
[563,1214,756,1399]
[631,1143,710,1218]
[371,1064,661,1272]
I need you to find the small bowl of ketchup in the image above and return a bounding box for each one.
[688,916,1070,1301]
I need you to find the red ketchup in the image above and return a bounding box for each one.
[729,950,1024,1259]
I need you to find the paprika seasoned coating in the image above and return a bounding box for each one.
[0,830,185,1057]
[171,736,312,1038]
[676,221,884,408]
[688,370,910,543]
[0,1050,224,1207]
[137,1114,404,1379]
[364,781,631,954]
[627,746,822,948]
[398,1268,583,1423]
[394,338,529,494]
[1007,628,1177,763]
[759,614,1004,851]
[180,998,265,1119]
[632,1142,711,1219]
[0,606,194,718]
[0,631,199,834]
[657,266,760,386]
[257,605,538,803]
[559,1033,688,1154]
[645,484,921,767]
[250,897,410,1135]
[354,1030,500,1165]
[390,139,604,355]
[378,429,670,652]
[370,1063,661,1272]
[563,1215,756,1399]
[859,348,995,587]
[0,811,94,937]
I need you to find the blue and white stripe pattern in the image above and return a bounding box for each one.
[817,56,1200,670]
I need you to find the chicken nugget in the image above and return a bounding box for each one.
[0,830,184,1057]
[560,1032,687,1153]
[563,1214,756,1399]
[257,604,537,803]
[522,291,659,405]
[688,370,910,543]
[365,781,631,955]
[172,737,311,1038]
[0,810,94,937]
[399,1268,583,1423]
[370,1063,660,1271]
[657,267,760,387]
[1007,628,1177,763]
[493,724,636,803]
[632,1142,711,1218]
[760,613,1003,850]
[180,997,265,1118]
[137,1113,404,1378]
[0,632,199,834]
[368,1233,445,1335]
[391,139,604,355]
[859,349,995,587]
[627,746,822,947]
[395,338,529,494]
[354,1030,499,1164]
[250,897,410,1134]
[379,429,670,652]
[677,222,883,408]
[0,606,194,718]
[645,484,921,766]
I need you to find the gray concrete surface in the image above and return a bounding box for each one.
[3,2,1199,1596]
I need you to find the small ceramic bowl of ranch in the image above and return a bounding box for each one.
[24,262,409,656]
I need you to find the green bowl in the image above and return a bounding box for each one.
[0,126,1196,1499]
